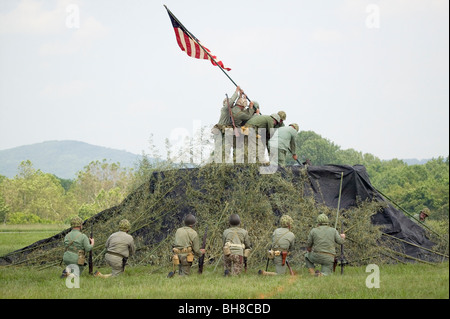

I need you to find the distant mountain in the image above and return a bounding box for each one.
[402,158,431,165]
[0,140,143,179]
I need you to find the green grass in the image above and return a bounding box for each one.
[0,262,448,299]
[0,224,68,256]
[0,224,448,299]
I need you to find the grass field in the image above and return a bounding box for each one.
[0,224,68,256]
[1,262,449,299]
[1,225,449,301]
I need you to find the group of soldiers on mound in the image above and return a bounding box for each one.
[61,211,345,279]
[211,86,302,166]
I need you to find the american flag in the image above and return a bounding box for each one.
[165,7,231,71]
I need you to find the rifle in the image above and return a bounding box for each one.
[122,257,128,272]
[265,253,270,272]
[244,256,248,273]
[88,224,93,275]
[333,172,343,273]
[198,225,208,274]
[287,147,304,167]
[285,259,294,276]
[226,93,240,137]
[339,221,347,275]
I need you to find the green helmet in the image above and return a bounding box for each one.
[119,219,131,232]
[421,207,430,216]
[280,215,293,228]
[70,216,83,228]
[270,113,281,123]
[277,111,286,121]
[184,214,197,226]
[290,123,299,132]
[317,213,329,225]
[229,214,241,226]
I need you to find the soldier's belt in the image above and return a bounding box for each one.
[271,249,290,256]
[173,247,192,254]
[106,251,126,258]
[228,243,245,249]
[268,249,290,258]
[315,251,335,257]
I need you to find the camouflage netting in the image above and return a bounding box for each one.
[0,164,445,271]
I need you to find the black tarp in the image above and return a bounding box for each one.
[292,164,436,260]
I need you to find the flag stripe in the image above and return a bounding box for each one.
[166,9,231,71]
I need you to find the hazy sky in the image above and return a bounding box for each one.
[0,0,448,161]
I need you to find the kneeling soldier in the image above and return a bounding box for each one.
[62,216,94,277]
[170,214,205,277]
[95,219,135,278]
[259,214,295,276]
[304,213,345,276]
[222,214,251,276]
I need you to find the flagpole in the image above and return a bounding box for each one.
[164,5,251,101]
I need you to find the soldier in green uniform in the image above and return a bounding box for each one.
[268,123,299,166]
[232,94,259,163]
[243,113,281,163]
[211,86,242,163]
[232,95,259,127]
[275,111,286,128]
[222,214,251,276]
[410,207,430,225]
[304,213,345,276]
[61,216,94,277]
[170,214,206,277]
[259,214,295,276]
[95,219,135,278]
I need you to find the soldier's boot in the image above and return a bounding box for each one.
[60,269,68,278]
[167,271,175,278]
[308,268,316,276]
[94,271,111,278]
[258,270,277,276]
[315,270,324,277]
[224,269,230,277]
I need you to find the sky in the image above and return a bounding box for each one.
[0,0,448,161]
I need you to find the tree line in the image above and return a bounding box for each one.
[0,131,448,224]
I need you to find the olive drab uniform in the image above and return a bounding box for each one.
[274,111,286,128]
[243,113,280,163]
[268,124,299,166]
[410,207,430,225]
[305,214,345,276]
[105,233,135,276]
[211,89,240,164]
[232,102,256,127]
[270,227,295,275]
[222,226,251,276]
[63,229,93,274]
[172,226,202,275]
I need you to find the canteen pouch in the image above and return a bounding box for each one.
[186,252,194,263]
[267,250,274,260]
[244,249,251,258]
[77,250,86,266]
[223,242,231,256]
[172,254,180,265]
